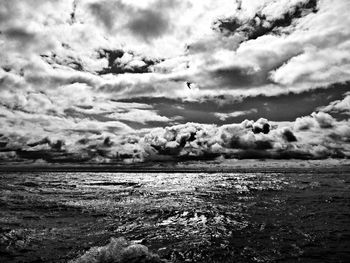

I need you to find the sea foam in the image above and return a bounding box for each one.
[70,237,165,263]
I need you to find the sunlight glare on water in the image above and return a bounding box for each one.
[0,170,349,262]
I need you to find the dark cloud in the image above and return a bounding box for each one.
[98,49,124,68]
[3,133,115,163]
[89,0,177,41]
[126,9,171,41]
[282,129,297,142]
[70,0,78,25]
[0,134,69,163]
[26,137,65,152]
[27,137,51,147]
[41,52,85,72]
[209,65,264,87]
[213,0,319,40]
[97,49,161,75]
[39,45,162,76]
[15,150,73,163]
[252,118,270,134]
[89,1,125,30]
[0,1,14,24]
[3,28,36,42]
[2,27,39,51]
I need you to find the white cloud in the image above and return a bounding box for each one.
[1,109,350,163]
[2,0,349,101]
[107,109,172,124]
[214,109,258,121]
[1,0,350,164]
[318,92,350,115]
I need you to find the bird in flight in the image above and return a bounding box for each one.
[186,82,192,89]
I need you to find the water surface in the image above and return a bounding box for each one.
[0,169,349,262]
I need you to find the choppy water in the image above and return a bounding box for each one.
[0,169,349,262]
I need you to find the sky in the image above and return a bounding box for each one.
[0,0,349,164]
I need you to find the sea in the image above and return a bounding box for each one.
[0,169,349,262]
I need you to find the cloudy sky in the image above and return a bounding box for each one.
[0,0,349,164]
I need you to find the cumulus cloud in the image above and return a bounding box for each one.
[127,115,349,160]
[1,0,350,165]
[294,112,335,130]
[97,49,161,75]
[318,92,350,115]
[1,113,349,163]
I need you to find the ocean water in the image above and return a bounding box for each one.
[0,170,349,262]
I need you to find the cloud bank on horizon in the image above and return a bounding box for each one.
[0,0,349,164]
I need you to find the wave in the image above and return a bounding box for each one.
[70,237,166,263]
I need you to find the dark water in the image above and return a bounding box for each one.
[0,169,349,262]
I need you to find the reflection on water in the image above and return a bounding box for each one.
[0,170,349,262]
